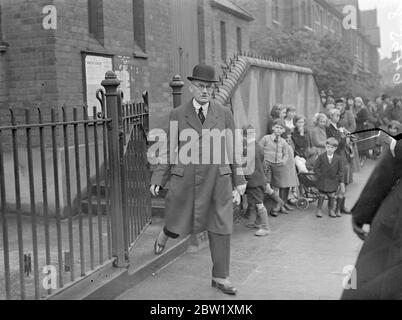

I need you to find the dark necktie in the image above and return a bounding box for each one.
[274,136,279,163]
[198,106,205,124]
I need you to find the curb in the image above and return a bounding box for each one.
[48,235,192,300]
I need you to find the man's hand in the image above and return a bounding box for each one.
[352,217,368,241]
[232,189,241,205]
[236,184,247,196]
[150,185,161,196]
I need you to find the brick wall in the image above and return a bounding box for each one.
[0,0,58,114]
[0,0,254,134]
[201,1,251,75]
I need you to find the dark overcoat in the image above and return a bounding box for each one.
[150,99,245,236]
[342,140,402,300]
[314,152,343,193]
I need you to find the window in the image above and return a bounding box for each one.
[133,0,146,52]
[301,1,306,26]
[220,21,226,61]
[88,0,104,43]
[306,0,312,27]
[236,27,242,53]
[313,4,321,32]
[272,0,279,23]
[320,8,324,32]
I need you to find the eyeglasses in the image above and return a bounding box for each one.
[192,82,214,91]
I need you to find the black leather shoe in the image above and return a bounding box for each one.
[211,280,237,295]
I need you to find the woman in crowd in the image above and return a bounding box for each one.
[326,108,351,215]
[291,115,312,159]
[346,96,355,112]
[267,104,286,134]
[279,127,299,211]
[284,105,297,132]
[311,113,328,155]
[354,97,378,167]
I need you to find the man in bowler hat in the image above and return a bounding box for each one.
[150,63,247,295]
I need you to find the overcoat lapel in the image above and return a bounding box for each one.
[202,101,218,130]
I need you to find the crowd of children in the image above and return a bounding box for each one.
[241,93,401,236]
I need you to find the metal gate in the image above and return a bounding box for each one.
[0,71,151,299]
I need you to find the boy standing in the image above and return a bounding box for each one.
[259,119,289,216]
[314,138,345,218]
[242,126,282,236]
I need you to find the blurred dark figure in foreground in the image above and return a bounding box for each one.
[341,139,402,300]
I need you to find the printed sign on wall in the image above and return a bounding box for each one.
[83,54,113,116]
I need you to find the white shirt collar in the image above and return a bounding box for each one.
[327,153,334,160]
[193,99,209,113]
[390,139,397,157]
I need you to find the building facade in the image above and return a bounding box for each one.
[237,0,380,76]
[0,0,252,131]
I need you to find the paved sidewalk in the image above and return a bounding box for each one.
[117,160,376,300]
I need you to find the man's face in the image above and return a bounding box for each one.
[190,81,214,104]
[325,144,337,156]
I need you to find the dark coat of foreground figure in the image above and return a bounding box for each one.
[341,140,402,300]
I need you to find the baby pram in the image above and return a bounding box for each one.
[295,172,320,209]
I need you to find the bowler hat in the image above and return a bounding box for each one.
[187,64,218,83]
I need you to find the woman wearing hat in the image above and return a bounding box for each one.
[342,139,402,299]
[150,63,247,296]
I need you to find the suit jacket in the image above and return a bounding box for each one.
[314,152,343,193]
[150,99,246,236]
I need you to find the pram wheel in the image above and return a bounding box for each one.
[296,197,309,210]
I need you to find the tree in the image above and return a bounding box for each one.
[250,29,380,99]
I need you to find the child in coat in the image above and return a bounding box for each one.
[314,138,345,218]
[242,126,283,236]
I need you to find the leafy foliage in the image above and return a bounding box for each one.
[250,29,381,98]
